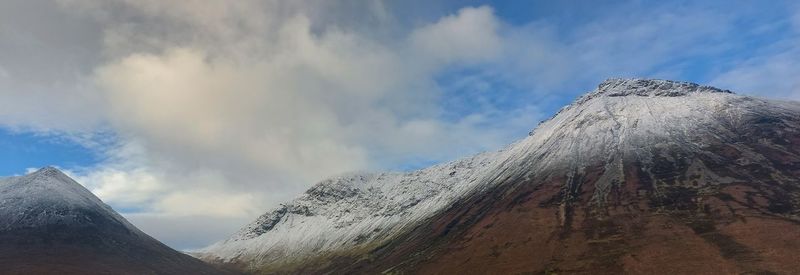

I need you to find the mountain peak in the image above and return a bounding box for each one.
[21,166,91,197]
[534,78,736,133]
[595,78,733,97]
[0,166,122,231]
[547,78,736,119]
[29,166,71,180]
[0,169,224,274]
[34,166,63,173]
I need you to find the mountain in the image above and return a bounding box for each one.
[199,78,800,274]
[0,167,224,275]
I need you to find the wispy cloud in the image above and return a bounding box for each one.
[712,5,800,101]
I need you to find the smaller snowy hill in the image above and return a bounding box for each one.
[0,167,223,275]
[0,167,135,232]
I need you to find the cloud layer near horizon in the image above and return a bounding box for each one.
[1,0,798,249]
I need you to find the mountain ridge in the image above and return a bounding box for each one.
[200,78,800,274]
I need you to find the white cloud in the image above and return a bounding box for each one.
[711,45,800,100]
[41,3,529,248]
[0,78,103,132]
[126,213,252,251]
[94,47,371,185]
[491,3,738,93]
[66,139,266,218]
[74,167,163,207]
[710,7,800,101]
[410,6,502,65]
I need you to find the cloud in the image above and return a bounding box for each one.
[492,2,740,93]
[73,167,163,207]
[711,47,800,100]
[410,6,501,65]
[35,3,531,248]
[793,7,800,31]
[125,213,251,251]
[94,47,370,186]
[0,0,104,132]
[86,5,515,187]
[710,6,800,101]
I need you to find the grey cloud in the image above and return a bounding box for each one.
[125,213,251,251]
[0,0,104,131]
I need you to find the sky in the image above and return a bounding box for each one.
[1,0,799,250]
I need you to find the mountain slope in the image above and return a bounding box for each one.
[0,167,224,275]
[201,78,800,274]
[198,149,507,271]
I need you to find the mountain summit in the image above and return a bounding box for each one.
[200,78,800,274]
[0,167,223,274]
[594,78,732,97]
[0,167,130,231]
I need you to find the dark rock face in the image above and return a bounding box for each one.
[0,168,226,275]
[389,146,800,275]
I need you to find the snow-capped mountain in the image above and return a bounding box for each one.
[200,78,800,274]
[0,167,223,274]
[199,148,505,268]
[0,167,135,232]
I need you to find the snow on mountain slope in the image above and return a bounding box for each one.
[199,78,800,271]
[0,167,139,233]
[494,78,796,203]
[200,148,507,266]
[0,167,225,274]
